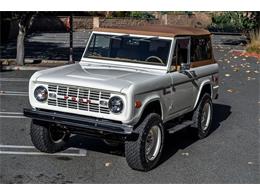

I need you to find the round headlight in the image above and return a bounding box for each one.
[34,86,48,102]
[108,96,124,113]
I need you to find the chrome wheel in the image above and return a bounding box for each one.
[201,102,211,131]
[49,128,67,143]
[145,125,162,161]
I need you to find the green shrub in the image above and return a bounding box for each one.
[210,12,257,33]
[129,12,155,20]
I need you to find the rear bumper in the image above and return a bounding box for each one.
[24,108,136,140]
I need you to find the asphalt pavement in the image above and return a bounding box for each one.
[0,34,259,183]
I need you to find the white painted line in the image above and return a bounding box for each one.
[0,91,28,94]
[0,144,87,157]
[0,116,27,119]
[79,149,88,156]
[0,112,24,115]
[0,91,28,96]
[0,93,28,96]
[0,145,35,149]
[0,144,81,151]
[0,151,86,157]
[0,78,29,82]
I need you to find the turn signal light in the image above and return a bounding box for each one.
[135,100,142,108]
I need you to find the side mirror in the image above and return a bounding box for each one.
[180,63,190,73]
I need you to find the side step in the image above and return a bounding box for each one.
[166,120,194,134]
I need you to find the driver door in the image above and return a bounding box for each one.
[168,37,194,116]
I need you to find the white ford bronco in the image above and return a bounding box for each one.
[24,25,219,171]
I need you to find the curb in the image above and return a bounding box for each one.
[0,61,79,71]
[1,65,54,71]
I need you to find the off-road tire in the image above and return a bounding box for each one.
[192,93,213,139]
[30,120,70,153]
[125,113,164,171]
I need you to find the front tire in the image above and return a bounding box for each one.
[30,120,70,153]
[125,113,164,171]
[192,93,213,139]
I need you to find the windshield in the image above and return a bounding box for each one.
[83,34,172,66]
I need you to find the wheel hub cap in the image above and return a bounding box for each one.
[201,102,211,131]
[145,125,162,161]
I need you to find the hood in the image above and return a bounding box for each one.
[35,63,161,93]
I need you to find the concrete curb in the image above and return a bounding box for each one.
[1,65,53,71]
[0,60,79,71]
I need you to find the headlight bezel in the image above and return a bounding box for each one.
[108,96,124,114]
[34,85,48,102]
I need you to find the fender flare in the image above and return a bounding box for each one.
[137,96,164,122]
[193,79,212,109]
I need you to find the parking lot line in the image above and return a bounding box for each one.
[0,78,29,82]
[0,144,87,157]
[0,91,28,96]
[0,151,87,157]
[0,112,24,115]
[0,144,80,151]
[0,116,27,118]
[0,112,27,118]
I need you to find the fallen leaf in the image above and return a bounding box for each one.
[225,74,231,77]
[181,152,189,156]
[227,89,236,93]
[233,68,240,72]
[105,162,112,167]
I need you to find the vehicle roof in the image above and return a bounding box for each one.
[93,25,211,37]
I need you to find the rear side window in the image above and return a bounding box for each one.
[191,36,212,62]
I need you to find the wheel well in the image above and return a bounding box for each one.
[136,100,162,127]
[200,84,212,97]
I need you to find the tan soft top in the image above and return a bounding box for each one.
[94,25,210,37]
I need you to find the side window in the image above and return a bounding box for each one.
[191,36,212,62]
[171,38,190,71]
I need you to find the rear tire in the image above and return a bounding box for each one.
[125,113,164,171]
[30,120,70,153]
[192,93,213,139]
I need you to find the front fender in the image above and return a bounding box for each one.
[193,79,212,109]
[129,94,163,125]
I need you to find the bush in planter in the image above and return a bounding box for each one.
[209,12,257,34]
[130,12,155,20]
[246,29,260,54]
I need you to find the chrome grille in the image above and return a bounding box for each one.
[47,84,111,114]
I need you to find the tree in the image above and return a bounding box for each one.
[16,12,37,66]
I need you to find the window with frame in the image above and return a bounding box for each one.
[171,38,190,71]
[191,36,212,62]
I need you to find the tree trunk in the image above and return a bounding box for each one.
[16,13,36,66]
[16,25,25,66]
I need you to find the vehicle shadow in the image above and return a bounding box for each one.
[159,103,232,166]
[67,135,125,157]
[66,103,232,164]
